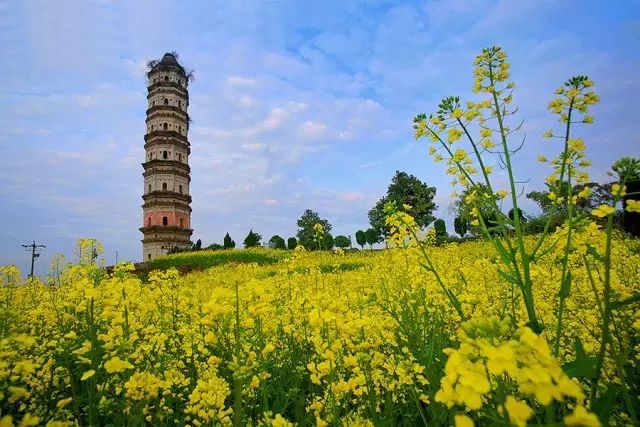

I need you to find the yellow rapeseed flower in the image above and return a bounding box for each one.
[591,204,615,218]
[564,406,601,427]
[104,357,133,374]
[626,199,640,213]
[504,396,533,427]
[454,414,474,427]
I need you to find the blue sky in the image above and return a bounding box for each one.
[1,0,639,275]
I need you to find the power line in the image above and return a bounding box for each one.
[21,241,46,277]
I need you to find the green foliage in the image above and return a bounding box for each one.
[333,235,351,249]
[434,218,447,237]
[243,230,262,248]
[355,230,366,249]
[453,216,468,237]
[612,158,640,237]
[527,182,613,216]
[206,243,223,250]
[193,239,202,251]
[223,233,236,249]
[148,248,287,270]
[453,184,500,235]
[322,233,334,250]
[268,235,287,250]
[368,171,437,235]
[365,228,382,249]
[287,237,297,250]
[296,209,332,250]
[507,208,525,222]
[612,157,640,182]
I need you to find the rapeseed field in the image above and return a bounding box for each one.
[1,230,639,426]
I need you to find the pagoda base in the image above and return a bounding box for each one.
[141,226,193,260]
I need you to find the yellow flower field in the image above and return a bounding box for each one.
[1,227,639,426]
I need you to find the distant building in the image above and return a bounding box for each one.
[140,53,193,260]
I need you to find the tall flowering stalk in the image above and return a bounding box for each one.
[413,47,599,334]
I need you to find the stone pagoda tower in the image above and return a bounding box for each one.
[140,52,193,260]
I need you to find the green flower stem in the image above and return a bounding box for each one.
[590,195,617,403]
[488,65,541,333]
[456,118,494,193]
[554,169,574,357]
[531,98,575,259]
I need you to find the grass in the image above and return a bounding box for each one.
[147,248,291,270]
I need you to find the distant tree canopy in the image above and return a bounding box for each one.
[269,235,286,250]
[369,171,437,236]
[206,243,223,251]
[223,233,236,249]
[243,230,262,248]
[193,239,202,251]
[453,216,468,237]
[333,235,351,249]
[296,209,333,250]
[508,208,526,222]
[355,230,366,249]
[612,157,640,237]
[287,237,298,250]
[453,184,500,235]
[365,228,382,249]
[434,218,447,237]
[526,182,613,215]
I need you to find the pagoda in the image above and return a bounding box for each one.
[140,53,193,260]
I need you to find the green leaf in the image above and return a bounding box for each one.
[610,293,640,310]
[494,241,515,264]
[562,355,599,379]
[592,384,621,424]
[444,288,464,318]
[558,271,572,299]
[586,244,604,262]
[573,337,586,360]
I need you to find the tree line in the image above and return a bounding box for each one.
[174,162,639,255]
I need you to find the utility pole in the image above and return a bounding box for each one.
[22,241,46,277]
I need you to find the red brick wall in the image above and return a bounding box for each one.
[143,211,189,227]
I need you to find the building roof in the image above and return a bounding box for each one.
[148,52,186,76]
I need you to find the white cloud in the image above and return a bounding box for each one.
[227,75,258,87]
[299,121,327,138]
[341,192,364,202]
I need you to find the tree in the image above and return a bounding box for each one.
[453,184,501,235]
[434,218,447,237]
[368,171,437,236]
[223,233,235,249]
[508,208,526,222]
[365,228,382,249]
[269,235,286,250]
[453,216,468,237]
[287,237,297,250]
[527,182,613,215]
[355,230,366,249]
[243,230,262,248]
[194,239,202,251]
[613,157,640,237]
[296,209,332,250]
[322,233,334,250]
[333,235,351,249]
[206,243,223,250]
